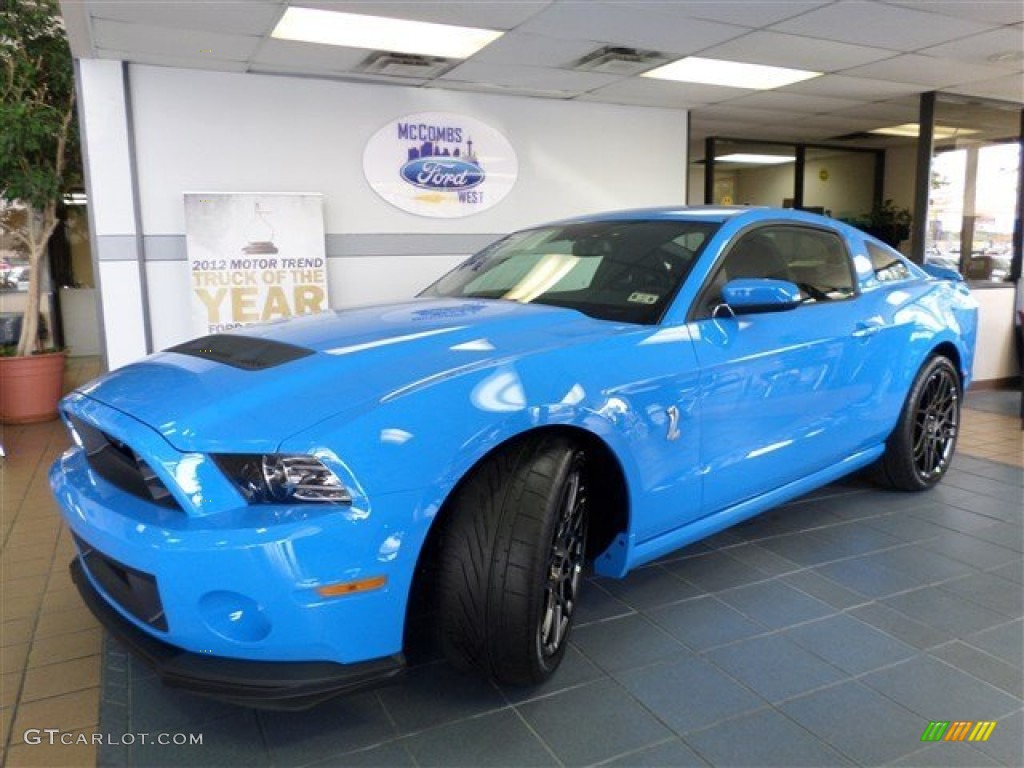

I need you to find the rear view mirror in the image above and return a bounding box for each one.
[721,278,802,315]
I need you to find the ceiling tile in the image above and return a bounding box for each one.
[918,27,1024,71]
[784,73,923,99]
[578,78,749,108]
[696,103,808,123]
[296,1,552,31]
[841,53,1014,88]
[883,1,1024,26]
[517,3,748,56]
[723,91,866,113]
[771,1,997,51]
[103,49,248,73]
[699,30,897,72]
[250,39,370,71]
[441,61,622,94]
[425,79,578,99]
[638,1,831,28]
[829,100,920,122]
[943,73,1024,103]
[468,31,601,68]
[88,1,282,36]
[91,18,261,62]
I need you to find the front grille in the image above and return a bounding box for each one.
[67,414,179,509]
[74,534,167,631]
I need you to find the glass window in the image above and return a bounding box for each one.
[697,225,854,316]
[867,242,911,282]
[423,220,720,325]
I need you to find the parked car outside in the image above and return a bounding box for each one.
[51,207,977,708]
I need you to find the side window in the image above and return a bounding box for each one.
[867,242,911,282]
[697,225,855,317]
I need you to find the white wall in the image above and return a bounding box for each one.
[972,287,1019,382]
[118,65,688,352]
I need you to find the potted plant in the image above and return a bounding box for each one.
[861,199,913,248]
[0,0,78,423]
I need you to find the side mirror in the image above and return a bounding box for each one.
[721,278,802,315]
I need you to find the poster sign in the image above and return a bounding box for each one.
[183,193,328,336]
[363,111,518,218]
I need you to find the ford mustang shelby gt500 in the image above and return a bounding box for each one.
[51,207,976,708]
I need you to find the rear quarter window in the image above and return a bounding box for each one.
[867,242,912,282]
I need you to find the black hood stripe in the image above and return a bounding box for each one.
[167,334,314,370]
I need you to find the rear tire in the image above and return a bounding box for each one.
[874,355,961,491]
[437,435,588,685]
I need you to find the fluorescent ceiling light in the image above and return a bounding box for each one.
[716,153,795,165]
[642,56,820,89]
[869,123,980,139]
[271,7,503,59]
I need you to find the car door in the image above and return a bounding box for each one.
[688,223,874,515]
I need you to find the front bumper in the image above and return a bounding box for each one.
[71,559,404,710]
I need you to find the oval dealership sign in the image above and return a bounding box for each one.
[364,112,518,218]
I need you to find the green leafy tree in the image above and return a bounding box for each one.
[0,0,78,355]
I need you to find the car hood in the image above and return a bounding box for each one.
[76,299,616,453]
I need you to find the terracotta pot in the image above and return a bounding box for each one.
[0,350,68,424]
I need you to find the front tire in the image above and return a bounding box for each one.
[437,435,588,685]
[875,355,961,491]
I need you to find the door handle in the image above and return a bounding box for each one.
[852,320,883,338]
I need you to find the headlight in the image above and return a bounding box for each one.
[214,454,352,504]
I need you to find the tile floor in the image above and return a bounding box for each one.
[1,358,1021,767]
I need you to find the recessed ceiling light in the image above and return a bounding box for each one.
[869,123,981,139]
[716,153,795,165]
[271,7,503,59]
[641,56,821,90]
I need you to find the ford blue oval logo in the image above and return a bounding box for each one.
[400,158,485,191]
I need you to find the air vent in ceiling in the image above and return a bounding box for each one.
[357,51,454,79]
[573,46,667,76]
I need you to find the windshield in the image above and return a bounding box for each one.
[421,220,720,324]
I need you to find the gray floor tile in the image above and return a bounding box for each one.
[859,544,976,583]
[258,691,396,765]
[918,534,1020,571]
[815,557,922,599]
[969,522,1024,553]
[931,641,1023,698]
[864,513,952,543]
[572,613,689,672]
[755,530,841,567]
[648,596,766,651]
[890,743,1003,767]
[128,671,249,733]
[518,679,671,766]
[780,569,868,610]
[596,565,705,611]
[939,571,1024,617]
[912,504,1008,536]
[720,542,802,577]
[707,635,845,703]
[974,708,1024,767]
[500,644,603,704]
[850,602,953,650]
[605,739,708,767]
[377,662,505,735]
[780,681,925,765]
[576,580,636,625]
[616,654,766,735]
[964,620,1024,667]
[861,656,1021,719]
[685,708,852,766]
[404,709,557,767]
[129,712,269,768]
[812,521,907,558]
[883,585,1009,636]
[716,580,835,630]
[305,741,415,768]
[784,614,917,675]
[664,550,769,592]
[987,561,1023,584]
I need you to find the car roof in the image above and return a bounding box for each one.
[547,205,836,228]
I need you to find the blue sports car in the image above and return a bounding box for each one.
[51,207,977,708]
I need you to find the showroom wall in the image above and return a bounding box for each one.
[77,61,688,368]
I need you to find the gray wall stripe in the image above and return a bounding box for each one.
[96,235,139,261]
[110,233,504,261]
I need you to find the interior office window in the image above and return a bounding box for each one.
[867,242,911,282]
